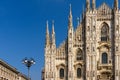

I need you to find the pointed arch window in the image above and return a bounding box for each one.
[102,52,108,64]
[76,49,82,60]
[59,68,64,79]
[77,68,81,78]
[101,24,109,41]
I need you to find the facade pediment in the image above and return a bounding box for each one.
[97,3,112,16]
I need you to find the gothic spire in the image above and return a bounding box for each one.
[86,0,90,11]
[68,4,73,29]
[51,20,56,46]
[114,0,119,11]
[92,0,96,10]
[45,21,50,47]
[52,20,55,34]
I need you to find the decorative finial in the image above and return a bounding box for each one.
[46,20,49,34]
[68,4,73,28]
[45,20,50,47]
[92,0,96,10]
[77,17,80,26]
[86,0,90,11]
[51,20,56,47]
[80,15,82,22]
[52,20,54,27]
[69,4,72,16]
[52,20,55,34]
[82,5,85,19]
[114,0,118,11]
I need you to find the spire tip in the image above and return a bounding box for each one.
[69,4,72,15]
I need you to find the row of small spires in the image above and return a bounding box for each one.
[45,0,119,47]
[86,0,119,11]
[45,20,56,47]
[45,4,82,47]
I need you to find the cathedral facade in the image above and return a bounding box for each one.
[42,0,120,80]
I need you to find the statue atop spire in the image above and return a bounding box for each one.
[82,5,85,19]
[52,20,55,34]
[92,0,96,10]
[86,0,90,11]
[69,4,72,16]
[114,0,119,11]
[77,17,80,26]
[45,21,50,47]
[68,4,73,29]
[51,20,56,47]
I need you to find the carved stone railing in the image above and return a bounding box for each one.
[97,63,113,80]
[97,63,112,70]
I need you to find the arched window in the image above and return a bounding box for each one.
[60,68,64,79]
[101,24,109,41]
[102,53,108,64]
[76,49,82,60]
[77,68,81,78]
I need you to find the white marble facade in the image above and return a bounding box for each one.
[42,0,120,80]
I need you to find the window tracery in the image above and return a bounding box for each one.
[101,24,109,41]
[76,49,82,60]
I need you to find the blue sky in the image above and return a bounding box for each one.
[0,0,116,80]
